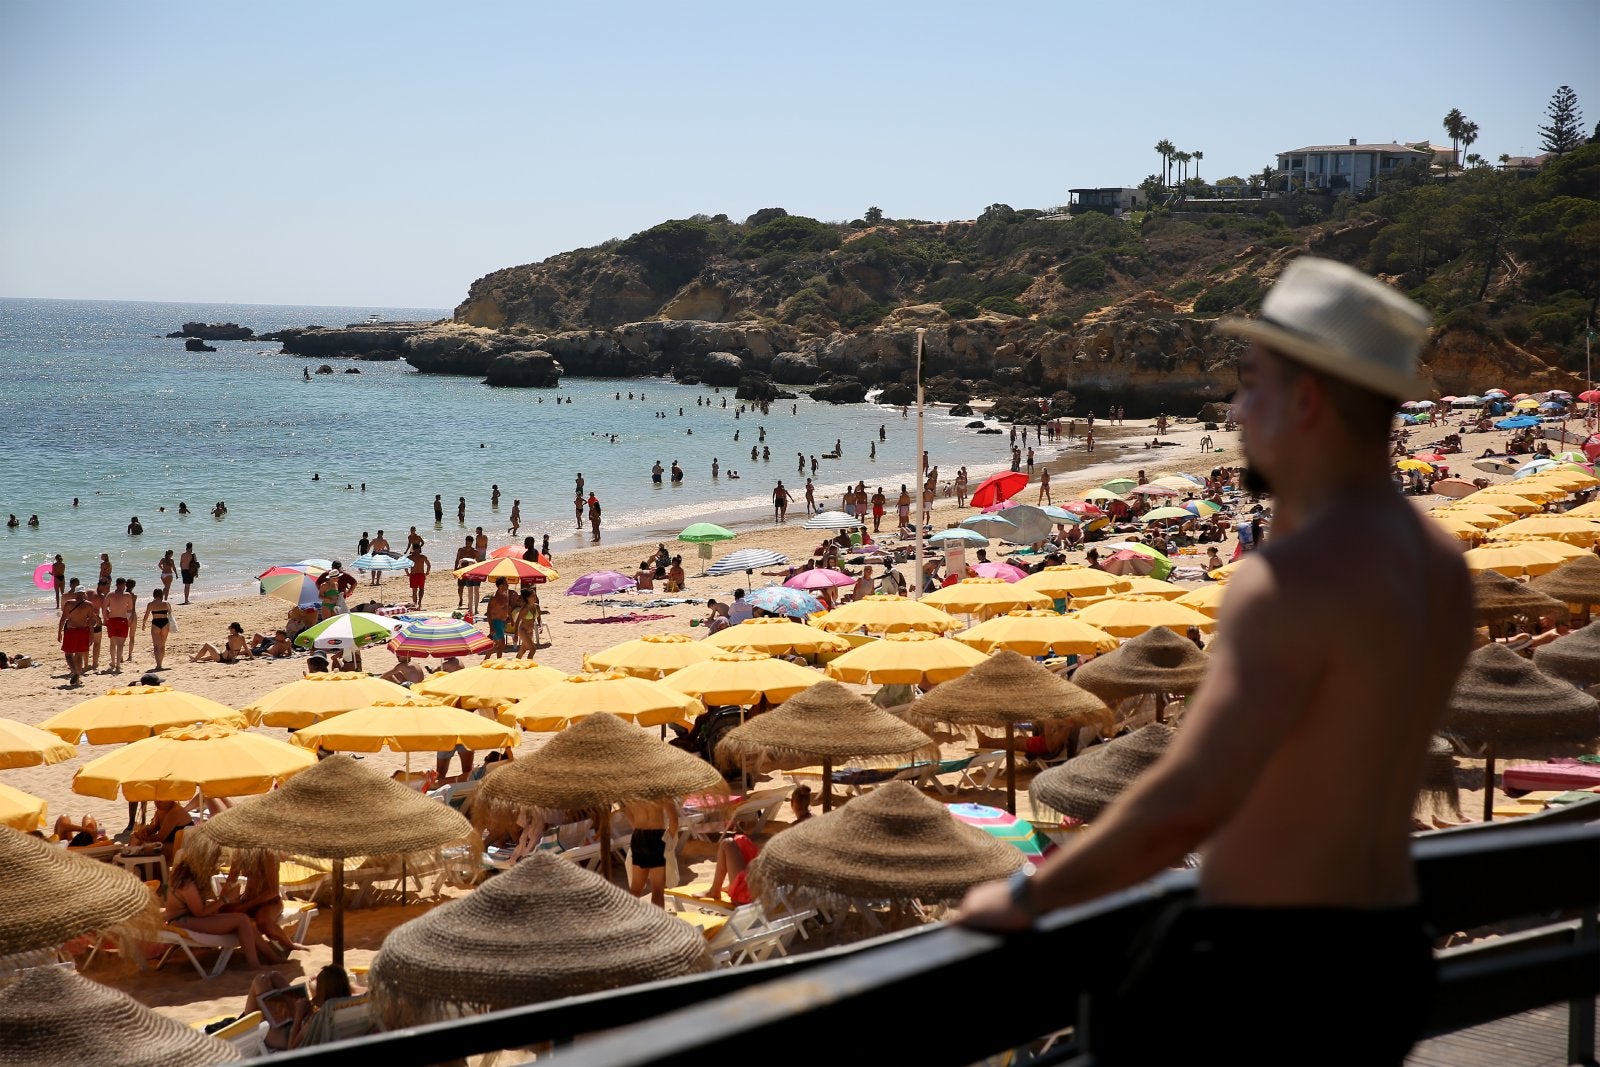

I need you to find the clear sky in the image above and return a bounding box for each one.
[2,0,1595,309]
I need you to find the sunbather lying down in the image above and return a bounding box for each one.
[975,720,1080,761]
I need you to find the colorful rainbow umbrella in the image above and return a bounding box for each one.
[746,586,826,618]
[947,803,1053,858]
[387,618,495,658]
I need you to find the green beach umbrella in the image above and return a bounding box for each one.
[294,611,401,651]
[1102,478,1138,495]
[678,523,735,575]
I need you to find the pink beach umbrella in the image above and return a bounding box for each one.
[971,561,1029,583]
[784,569,856,590]
[979,500,1021,514]
[566,571,638,597]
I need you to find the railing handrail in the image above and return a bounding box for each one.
[261,800,1600,1066]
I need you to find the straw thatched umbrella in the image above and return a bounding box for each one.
[367,852,710,1030]
[0,966,241,1066]
[1535,619,1600,688]
[0,827,160,958]
[1529,554,1600,623]
[1419,736,1462,822]
[901,650,1114,814]
[1472,571,1568,635]
[716,680,939,812]
[1030,723,1175,823]
[1071,626,1209,724]
[1442,643,1600,821]
[184,755,474,966]
[476,713,726,882]
[748,781,1022,927]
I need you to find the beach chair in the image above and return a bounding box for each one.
[296,993,374,1046]
[917,755,976,796]
[706,904,794,967]
[150,925,239,979]
[958,750,1007,791]
[727,786,793,835]
[207,1011,267,1058]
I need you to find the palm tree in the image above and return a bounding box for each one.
[1259,164,1276,194]
[1192,149,1204,183]
[1441,108,1471,179]
[1175,151,1192,184]
[1155,139,1176,187]
[1461,121,1479,173]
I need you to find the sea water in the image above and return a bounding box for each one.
[0,298,1029,622]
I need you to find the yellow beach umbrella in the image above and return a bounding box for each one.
[1395,459,1434,472]
[955,610,1119,657]
[0,782,47,832]
[1428,515,1488,541]
[412,659,570,710]
[1487,515,1600,546]
[824,631,989,686]
[1113,575,1188,600]
[1207,559,1246,583]
[1173,584,1230,618]
[1464,539,1588,578]
[499,671,702,732]
[1072,594,1218,637]
[921,578,1053,619]
[451,555,560,583]
[813,594,962,634]
[1016,566,1132,600]
[584,633,720,677]
[38,685,246,745]
[73,724,316,802]
[242,672,423,729]
[0,718,76,769]
[1433,507,1507,528]
[1539,470,1600,489]
[700,617,850,657]
[659,652,823,706]
[289,699,519,756]
[1564,500,1600,520]
[1490,483,1563,502]
[1461,494,1545,513]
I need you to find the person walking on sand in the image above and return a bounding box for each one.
[57,588,96,686]
[103,577,134,673]
[406,544,431,609]
[507,500,521,536]
[158,550,177,600]
[623,798,678,908]
[804,479,816,515]
[772,480,793,523]
[896,485,911,528]
[871,487,887,532]
[141,588,174,671]
[179,543,199,604]
[957,257,1469,1067]
[485,578,511,657]
[587,493,602,541]
[455,537,478,609]
[1037,467,1052,504]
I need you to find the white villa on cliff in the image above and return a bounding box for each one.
[1275,139,1437,193]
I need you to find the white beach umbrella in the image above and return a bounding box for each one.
[708,549,789,577]
[803,510,866,530]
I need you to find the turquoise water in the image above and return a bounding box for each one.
[0,298,1022,622]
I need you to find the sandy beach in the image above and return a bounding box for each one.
[0,415,1519,1029]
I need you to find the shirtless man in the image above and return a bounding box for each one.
[455,537,479,609]
[485,578,512,657]
[622,798,679,907]
[474,527,489,561]
[103,578,135,672]
[957,258,1470,1065]
[179,543,198,604]
[406,544,431,609]
[85,579,109,671]
[58,589,97,686]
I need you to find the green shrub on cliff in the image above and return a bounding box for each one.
[941,298,980,319]
[616,219,721,289]
[739,215,841,258]
[1194,276,1262,314]
[978,295,1029,317]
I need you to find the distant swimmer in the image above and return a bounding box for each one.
[178,502,189,515]
[870,442,877,460]
[491,484,501,508]
[880,424,887,441]
[127,516,143,536]
[434,494,443,522]
[457,496,467,524]
[29,514,40,528]
[712,458,720,478]
[652,460,664,484]
[508,500,521,535]
[758,426,766,442]
[671,460,683,483]
[5,514,16,528]
[72,498,79,507]
[750,446,758,461]
[303,366,311,380]
[798,452,805,473]
[312,473,320,481]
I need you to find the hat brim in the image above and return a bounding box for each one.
[1218,317,1421,401]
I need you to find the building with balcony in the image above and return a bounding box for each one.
[1275,139,1434,193]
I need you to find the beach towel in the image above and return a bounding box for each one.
[565,613,673,625]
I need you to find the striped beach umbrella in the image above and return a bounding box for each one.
[388,618,495,658]
[351,553,413,572]
[455,556,559,584]
[295,611,401,651]
[259,569,322,607]
[803,511,864,531]
[947,803,1053,859]
[708,549,789,577]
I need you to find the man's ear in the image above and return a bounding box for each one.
[1291,369,1325,430]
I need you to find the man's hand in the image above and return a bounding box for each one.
[951,878,1033,933]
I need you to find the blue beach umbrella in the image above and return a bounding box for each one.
[959,514,1019,539]
[351,553,413,572]
[927,529,990,547]
[1494,415,1542,430]
[746,586,825,618]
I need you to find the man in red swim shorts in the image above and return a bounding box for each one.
[58,589,97,686]
[406,544,431,609]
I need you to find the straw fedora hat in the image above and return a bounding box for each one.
[1534,619,1600,687]
[717,680,938,771]
[0,966,240,1066]
[902,649,1113,734]
[476,712,725,816]
[1217,256,1431,400]
[367,852,710,1029]
[1529,554,1600,609]
[1071,627,1208,704]
[0,827,160,957]
[1472,571,1568,625]
[1444,644,1599,752]
[749,781,1022,907]
[183,753,473,867]
[1030,723,1175,822]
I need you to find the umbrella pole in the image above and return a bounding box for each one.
[332,857,345,967]
[1482,747,1497,823]
[1004,723,1017,815]
[822,757,834,812]
[402,752,411,907]
[599,808,614,884]
[1155,693,1167,725]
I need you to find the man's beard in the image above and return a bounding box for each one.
[1241,465,1272,495]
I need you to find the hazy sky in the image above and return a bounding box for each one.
[2,1,1595,309]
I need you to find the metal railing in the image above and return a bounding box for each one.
[263,799,1600,1066]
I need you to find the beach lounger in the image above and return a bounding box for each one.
[705,904,802,967]
[295,993,374,1046]
[917,755,977,796]
[205,1011,267,1057]
[958,750,1007,791]
[728,786,793,835]
[150,901,318,979]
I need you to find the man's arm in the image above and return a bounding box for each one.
[956,553,1327,929]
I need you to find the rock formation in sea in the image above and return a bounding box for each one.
[169,322,254,341]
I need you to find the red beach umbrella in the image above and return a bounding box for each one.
[1062,502,1107,520]
[968,471,1029,509]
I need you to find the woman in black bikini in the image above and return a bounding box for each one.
[142,589,173,670]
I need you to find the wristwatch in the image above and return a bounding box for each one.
[1008,866,1041,919]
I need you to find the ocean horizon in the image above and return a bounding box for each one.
[0,297,1035,624]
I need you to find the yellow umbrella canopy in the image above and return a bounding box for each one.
[288,699,519,754]
[1459,494,1544,513]
[0,781,48,832]
[37,685,246,745]
[1486,482,1562,501]
[824,631,989,686]
[1206,559,1246,583]
[1487,514,1600,546]
[0,717,76,769]
[700,617,851,656]
[498,671,702,732]
[658,652,822,706]
[1428,515,1488,542]
[1016,566,1132,600]
[242,672,423,729]
[583,633,720,677]
[955,610,1119,657]
[920,578,1053,619]
[1464,538,1588,578]
[72,724,317,802]
[1173,584,1229,618]
[0,826,161,957]
[1112,575,1188,600]
[1433,507,1506,529]
[1563,500,1600,520]
[1071,594,1218,637]
[813,594,962,634]
[412,659,570,710]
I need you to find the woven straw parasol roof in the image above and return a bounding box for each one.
[367,852,710,1028]
[183,754,473,867]
[901,649,1112,734]
[1529,554,1600,609]
[0,966,241,1066]
[717,680,939,771]
[1444,643,1600,751]
[476,712,725,816]
[0,827,161,957]
[1030,723,1175,822]
[1472,571,1569,625]
[1071,627,1209,703]
[1534,620,1600,686]
[748,781,1022,906]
